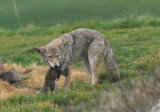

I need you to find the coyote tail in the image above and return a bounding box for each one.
[103,40,120,82]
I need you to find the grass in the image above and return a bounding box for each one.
[0,15,160,66]
[0,16,160,111]
[1,0,160,29]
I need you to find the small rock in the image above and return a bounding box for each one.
[0,70,24,84]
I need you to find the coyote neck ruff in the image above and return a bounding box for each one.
[34,28,120,87]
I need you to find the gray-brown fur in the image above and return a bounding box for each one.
[0,58,4,75]
[42,66,69,92]
[35,28,120,91]
[0,70,23,84]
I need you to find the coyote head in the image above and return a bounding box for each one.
[34,41,67,68]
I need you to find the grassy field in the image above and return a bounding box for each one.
[0,16,160,111]
[1,0,160,29]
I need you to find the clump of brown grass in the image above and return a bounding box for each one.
[0,79,27,99]
[4,63,26,73]
[0,63,29,99]
[22,64,48,88]
[0,63,90,99]
[23,66,90,88]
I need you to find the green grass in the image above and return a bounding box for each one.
[0,16,160,111]
[1,0,160,29]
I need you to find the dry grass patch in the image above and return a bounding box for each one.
[0,63,90,99]
[0,79,27,99]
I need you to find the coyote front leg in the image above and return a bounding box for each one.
[64,66,72,90]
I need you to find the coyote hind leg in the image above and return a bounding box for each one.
[88,40,105,85]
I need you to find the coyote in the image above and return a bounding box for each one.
[34,28,120,90]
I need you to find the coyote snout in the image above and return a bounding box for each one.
[48,58,59,68]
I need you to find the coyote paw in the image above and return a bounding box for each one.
[91,75,99,85]
[40,88,48,93]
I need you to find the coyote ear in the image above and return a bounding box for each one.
[34,47,47,55]
[56,41,68,48]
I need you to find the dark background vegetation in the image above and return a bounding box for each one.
[0,0,160,29]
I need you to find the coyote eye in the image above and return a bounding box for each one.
[48,55,53,58]
[55,54,59,58]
